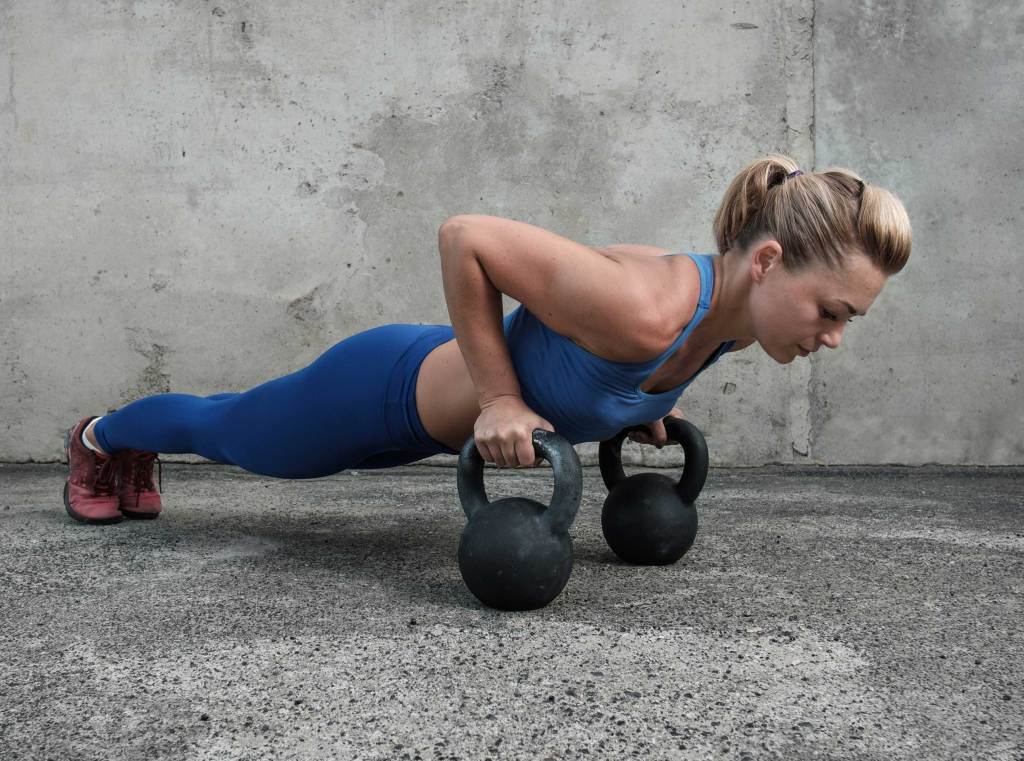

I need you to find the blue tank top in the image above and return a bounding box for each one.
[500,252,735,444]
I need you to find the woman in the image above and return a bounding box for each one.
[63,154,911,524]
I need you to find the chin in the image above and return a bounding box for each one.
[769,344,797,365]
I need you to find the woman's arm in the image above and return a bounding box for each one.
[437,216,568,467]
[439,215,689,371]
[437,219,521,408]
[437,215,702,467]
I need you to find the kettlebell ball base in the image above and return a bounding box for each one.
[456,430,583,611]
[599,418,709,566]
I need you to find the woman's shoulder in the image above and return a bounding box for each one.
[579,247,702,362]
[592,243,676,258]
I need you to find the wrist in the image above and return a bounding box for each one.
[479,392,523,410]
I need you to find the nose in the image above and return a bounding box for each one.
[817,324,844,350]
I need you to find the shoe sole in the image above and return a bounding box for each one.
[120,508,159,520]
[63,426,123,526]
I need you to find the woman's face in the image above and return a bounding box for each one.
[749,245,888,364]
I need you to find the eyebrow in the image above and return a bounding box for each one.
[840,300,867,317]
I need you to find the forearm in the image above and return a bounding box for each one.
[438,222,523,407]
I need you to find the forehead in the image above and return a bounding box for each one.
[797,254,887,304]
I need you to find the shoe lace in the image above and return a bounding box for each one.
[125,452,163,494]
[93,455,119,497]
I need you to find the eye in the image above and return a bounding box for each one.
[821,309,856,324]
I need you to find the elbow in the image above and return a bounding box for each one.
[440,215,474,235]
[439,216,475,254]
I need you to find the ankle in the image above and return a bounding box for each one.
[83,419,110,457]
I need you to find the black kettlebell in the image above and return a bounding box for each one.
[598,416,709,565]
[457,429,583,611]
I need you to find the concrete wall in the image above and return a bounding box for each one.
[811,1,1024,466]
[1,0,1020,466]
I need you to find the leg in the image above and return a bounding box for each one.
[92,393,239,464]
[92,324,456,479]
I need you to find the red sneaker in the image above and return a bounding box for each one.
[63,416,121,524]
[117,449,163,519]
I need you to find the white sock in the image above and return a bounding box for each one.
[81,417,105,454]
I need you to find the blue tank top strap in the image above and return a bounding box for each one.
[649,252,715,363]
[680,252,736,357]
[693,253,714,309]
[660,251,713,303]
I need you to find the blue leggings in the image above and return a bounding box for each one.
[92,324,460,479]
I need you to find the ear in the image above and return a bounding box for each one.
[749,238,784,283]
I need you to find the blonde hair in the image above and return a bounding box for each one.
[712,154,912,276]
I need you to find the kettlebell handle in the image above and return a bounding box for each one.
[457,429,583,534]
[598,417,709,503]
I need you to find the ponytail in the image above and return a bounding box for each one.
[712,154,911,276]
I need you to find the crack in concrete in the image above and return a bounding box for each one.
[802,0,818,463]
[0,1,15,135]
[807,0,817,461]
[0,18,15,133]
[5,54,15,133]
[810,0,816,160]
[2,24,15,276]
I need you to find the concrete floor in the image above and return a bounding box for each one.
[0,462,1021,760]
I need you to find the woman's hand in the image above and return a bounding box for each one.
[474,395,556,468]
[627,406,684,448]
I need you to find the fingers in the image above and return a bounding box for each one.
[481,433,533,468]
[521,419,555,468]
[649,419,668,447]
[477,419,555,468]
[628,427,654,445]
[509,418,554,468]
[627,419,670,448]
[514,437,536,469]
[509,421,552,468]
[475,440,497,466]
[501,438,520,469]
[475,437,511,467]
